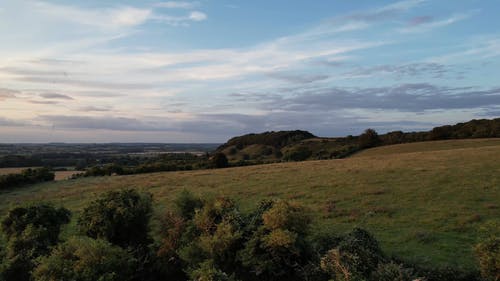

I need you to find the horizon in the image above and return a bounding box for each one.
[1,0,500,142]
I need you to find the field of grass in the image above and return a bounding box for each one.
[0,139,499,270]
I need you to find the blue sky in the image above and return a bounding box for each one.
[0,0,499,142]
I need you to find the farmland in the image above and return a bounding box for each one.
[0,139,498,271]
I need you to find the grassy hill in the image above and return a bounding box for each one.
[0,139,499,270]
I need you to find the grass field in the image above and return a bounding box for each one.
[0,139,499,270]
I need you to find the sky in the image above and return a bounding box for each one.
[0,0,499,143]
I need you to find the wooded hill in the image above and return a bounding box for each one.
[217,118,500,164]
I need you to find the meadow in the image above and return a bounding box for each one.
[0,138,499,270]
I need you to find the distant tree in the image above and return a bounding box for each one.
[77,189,153,248]
[282,146,312,162]
[358,129,381,149]
[211,153,229,168]
[33,237,134,281]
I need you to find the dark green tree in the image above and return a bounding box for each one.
[358,129,381,149]
[212,153,229,168]
[0,204,71,281]
[77,189,153,248]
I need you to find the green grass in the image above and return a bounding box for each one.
[1,139,499,270]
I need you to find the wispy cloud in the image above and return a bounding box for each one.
[154,1,198,9]
[33,1,152,29]
[39,93,74,100]
[0,88,19,100]
[399,12,475,33]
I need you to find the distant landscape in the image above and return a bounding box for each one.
[1,1,500,280]
[0,118,499,281]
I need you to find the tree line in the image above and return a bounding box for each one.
[0,189,497,281]
[0,168,54,190]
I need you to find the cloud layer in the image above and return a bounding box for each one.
[0,0,499,142]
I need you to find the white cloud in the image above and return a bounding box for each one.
[33,1,152,29]
[154,1,198,9]
[189,11,207,21]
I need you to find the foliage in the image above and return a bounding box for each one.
[77,189,153,248]
[370,262,415,281]
[239,200,312,281]
[211,153,229,168]
[320,228,384,281]
[282,146,313,162]
[0,204,71,281]
[33,236,134,281]
[358,129,381,149]
[174,189,204,220]
[0,168,54,190]
[218,130,316,151]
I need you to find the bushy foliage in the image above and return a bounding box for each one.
[370,262,416,281]
[358,129,381,149]
[282,146,313,162]
[218,130,316,151]
[77,189,153,248]
[239,200,312,281]
[33,237,134,281]
[174,189,204,220]
[320,228,384,281]
[0,168,54,190]
[0,204,71,281]
[211,153,229,168]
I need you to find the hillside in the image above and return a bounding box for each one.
[216,118,500,165]
[0,139,499,270]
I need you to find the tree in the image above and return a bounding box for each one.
[33,237,134,281]
[77,189,153,248]
[0,204,71,281]
[358,129,381,149]
[212,153,229,168]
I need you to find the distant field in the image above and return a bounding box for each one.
[0,139,499,270]
[0,167,83,181]
[353,138,500,157]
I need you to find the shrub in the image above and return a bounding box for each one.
[0,204,71,281]
[77,189,153,248]
[320,228,384,281]
[358,129,381,149]
[211,153,229,168]
[33,237,134,281]
[282,147,312,162]
[0,168,55,190]
[370,262,415,281]
[174,189,203,220]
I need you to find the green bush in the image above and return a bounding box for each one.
[370,262,415,281]
[33,237,134,281]
[174,189,203,220]
[0,168,55,190]
[211,153,229,168]
[0,204,71,281]
[77,189,153,248]
[320,228,384,281]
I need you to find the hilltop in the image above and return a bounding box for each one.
[1,138,499,271]
[216,118,500,164]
